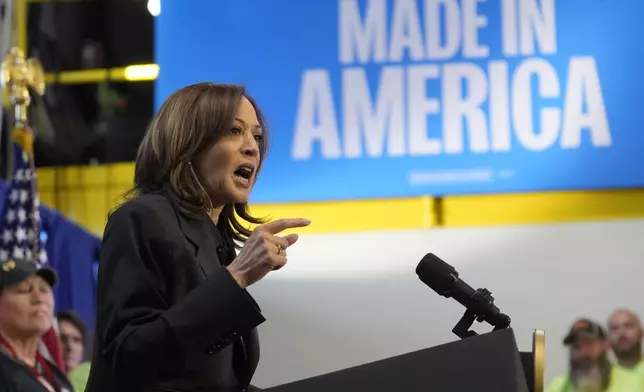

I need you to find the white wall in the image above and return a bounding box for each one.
[249,219,644,389]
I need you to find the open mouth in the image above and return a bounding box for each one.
[233,163,255,186]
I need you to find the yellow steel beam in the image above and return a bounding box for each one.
[5,65,158,103]
[35,161,644,236]
[442,189,644,227]
[44,64,159,84]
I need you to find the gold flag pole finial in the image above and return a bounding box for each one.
[1,47,46,157]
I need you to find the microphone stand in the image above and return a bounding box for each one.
[451,288,511,340]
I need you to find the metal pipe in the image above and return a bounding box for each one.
[14,0,27,53]
[44,64,159,84]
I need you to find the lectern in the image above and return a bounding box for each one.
[264,328,545,392]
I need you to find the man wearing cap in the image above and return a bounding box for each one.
[546,319,613,392]
[0,258,73,392]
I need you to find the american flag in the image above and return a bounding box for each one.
[0,127,65,372]
[0,131,46,265]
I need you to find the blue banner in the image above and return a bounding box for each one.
[156,0,644,202]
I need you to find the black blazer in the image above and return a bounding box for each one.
[85,193,266,392]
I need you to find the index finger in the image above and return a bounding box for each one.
[259,218,311,234]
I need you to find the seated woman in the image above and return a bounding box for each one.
[0,258,74,392]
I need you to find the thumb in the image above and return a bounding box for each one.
[281,233,299,247]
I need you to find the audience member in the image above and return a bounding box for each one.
[58,310,92,391]
[0,258,73,391]
[57,311,86,373]
[546,319,612,392]
[608,309,643,368]
[607,309,644,389]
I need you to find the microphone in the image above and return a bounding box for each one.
[415,253,511,338]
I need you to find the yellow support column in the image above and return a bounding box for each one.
[14,0,28,53]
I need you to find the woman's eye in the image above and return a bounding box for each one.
[230,126,243,135]
[16,285,31,294]
[254,134,264,144]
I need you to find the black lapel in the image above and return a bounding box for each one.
[233,329,260,387]
[176,207,256,383]
[175,209,223,277]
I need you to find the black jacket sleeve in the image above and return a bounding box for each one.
[96,201,265,388]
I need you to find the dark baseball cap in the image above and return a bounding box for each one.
[563,318,607,345]
[0,258,57,291]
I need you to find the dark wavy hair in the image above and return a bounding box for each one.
[57,310,87,343]
[122,82,268,248]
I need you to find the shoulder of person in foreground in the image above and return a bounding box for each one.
[101,193,184,264]
[105,193,177,235]
[0,353,19,392]
[0,352,73,392]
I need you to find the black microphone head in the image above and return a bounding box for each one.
[415,253,458,296]
[416,253,512,332]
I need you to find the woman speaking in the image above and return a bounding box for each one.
[85,83,311,392]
